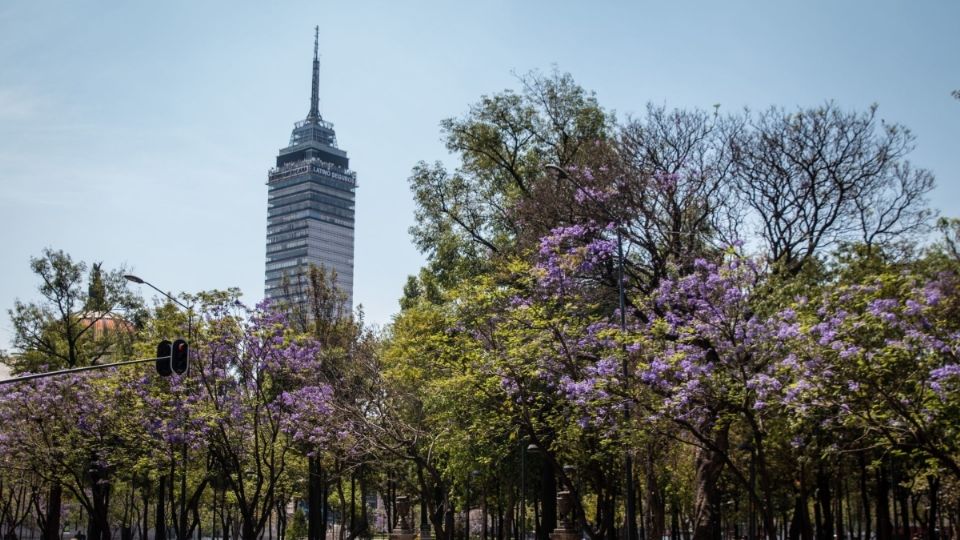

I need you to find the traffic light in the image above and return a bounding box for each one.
[156,340,172,377]
[172,339,189,375]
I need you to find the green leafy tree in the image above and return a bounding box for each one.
[4,249,142,372]
[409,70,613,288]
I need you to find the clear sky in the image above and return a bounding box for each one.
[1,1,958,349]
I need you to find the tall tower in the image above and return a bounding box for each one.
[265,27,356,307]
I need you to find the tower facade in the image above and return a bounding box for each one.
[265,28,355,307]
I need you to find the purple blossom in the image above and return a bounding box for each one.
[923,284,943,305]
[535,222,618,291]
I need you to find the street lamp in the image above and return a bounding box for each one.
[525,444,541,540]
[543,165,638,540]
[124,275,190,311]
[124,273,192,540]
[519,440,527,540]
[561,464,580,535]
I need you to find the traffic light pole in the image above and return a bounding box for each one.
[179,309,190,540]
[174,312,192,540]
[0,355,171,386]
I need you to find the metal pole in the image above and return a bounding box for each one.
[748,447,756,540]
[617,230,638,540]
[0,355,170,385]
[180,309,192,540]
[520,442,525,540]
[124,275,189,311]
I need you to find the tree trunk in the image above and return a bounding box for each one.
[794,463,812,540]
[690,423,727,540]
[85,463,112,540]
[241,514,257,540]
[859,453,871,540]
[309,458,323,540]
[602,489,615,540]
[876,463,893,540]
[349,473,356,539]
[141,481,150,540]
[892,464,909,540]
[537,462,556,540]
[360,469,369,537]
[45,482,62,540]
[815,463,833,540]
[835,469,844,540]
[752,435,777,540]
[482,487,488,540]
[321,469,329,540]
[386,479,393,532]
[497,487,504,540]
[429,481,448,540]
[89,485,110,540]
[445,501,455,540]
[156,475,168,540]
[644,452,665,540]
[927,477,939,540]
[337,478,346,540]
[637,476,645,540]
[670,499,680,540]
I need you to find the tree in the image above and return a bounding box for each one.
[0,369,150,540]
[616,104,739,286]
[730,104,934,272]
[5,249,141,372]
[195,302,332,540]
[780,261,960,479]
[400,73,948,540]
[277,263,374,540]
[408,70,614,287]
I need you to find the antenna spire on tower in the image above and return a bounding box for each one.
[307,25,320,122]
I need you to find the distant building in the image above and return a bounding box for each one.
[265,27,356,308]
[82,311,135,339]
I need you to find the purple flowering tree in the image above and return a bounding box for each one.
[780,269,960,479]
[631,257,803,540]
[192,301,334,540]
[0,369,150,540]
[531,225,798,540]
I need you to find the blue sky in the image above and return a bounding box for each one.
[1,1,958,348]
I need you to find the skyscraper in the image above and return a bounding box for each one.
[265,27,356,308]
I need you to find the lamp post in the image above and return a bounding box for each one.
[520,440,526,540]
[616,228,639,540]
[543,165,638,540]
[561,464,579,535]
[525,444,541,540]
[124,274,192,540]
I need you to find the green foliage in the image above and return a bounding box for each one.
[408,70,614,290]
[5,248,143,371]
[289,508,307,540]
